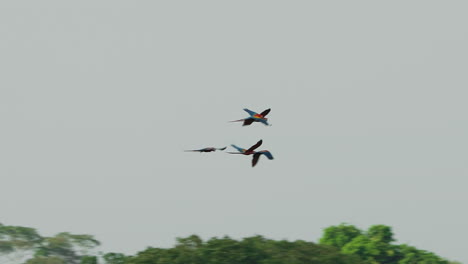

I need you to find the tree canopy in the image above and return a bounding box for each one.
[0,222,458,264]
[319,224,450,264]
[0,223,99,264]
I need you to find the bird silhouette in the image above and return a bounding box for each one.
[184,147,226,152]
[230,108,271,126]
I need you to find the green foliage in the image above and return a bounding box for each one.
[397,245,449,264]
[319,223,362,249]
[0,223,42,254]
[24,256,66,264]
[319,224,451,264]
[176,235,203,249]
[126,235,364,264]
[35,232,99,263]
[200,236,245,264]
[341,235,400,264]
[126,247,170,264]
[367,225,394,244]
[0,223,100,264]
[80,255,98,264]
[103,253,129,264]
[260,239,364,264]
[1,222,458,264]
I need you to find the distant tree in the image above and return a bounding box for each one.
[262,239,364,264]
[319,223,362,249]
[175,235,203,249]
[238,235,269,264]
[320,224,451,264]
[80,255,98,264]
[171,235,203,264]
[0,223,99,264]
[2,222,459,264]
[341,234,400,264]
[127,235,364,264]
[103,253,128,264]
[200,236,244,264]
[397,244,449,264]
[24,256,65,264]
[0,223,42,256]
[126,247,173,264]
[34,232,100,264]
[367,225,394,244]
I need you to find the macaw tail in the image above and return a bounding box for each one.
[229,119,245,123]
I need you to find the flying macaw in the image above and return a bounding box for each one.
[228,139,274,167]
[230,108,271,126]
[184,147,227,152]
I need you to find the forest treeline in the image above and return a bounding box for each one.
[0,222,460,264]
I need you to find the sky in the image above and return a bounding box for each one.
[1,1,467,263]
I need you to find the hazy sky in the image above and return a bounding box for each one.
[1,1,467,263]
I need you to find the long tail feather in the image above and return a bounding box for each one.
[229,119,245,122]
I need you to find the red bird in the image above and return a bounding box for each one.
[228,140,274,167]
[230,108,271,126]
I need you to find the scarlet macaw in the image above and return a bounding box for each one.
[185,147,226,152]
[230,108,271,126]
[228,139,274,167]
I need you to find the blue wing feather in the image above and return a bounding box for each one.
[231,144,245,153]
[261,151,274,160]
[243,108,257,116]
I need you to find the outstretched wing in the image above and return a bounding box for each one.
[252,153,261,167]
[243,108,258,116]
[260,108,271,117]
[246,140,263,152]
[243,119,254,126]
[217,147,227,151]
[231,144,245,153]
[261,150,274,160]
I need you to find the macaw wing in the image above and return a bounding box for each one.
[243,108,258,116]
[252,153,261,167]
[260,108,271,117]
[243,119,255,126]
[231,144,245,153]
[246,140,263,152]
[259,119,270,126]
[261,151,274,160]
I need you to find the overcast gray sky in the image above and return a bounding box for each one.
[1,1,467,263]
